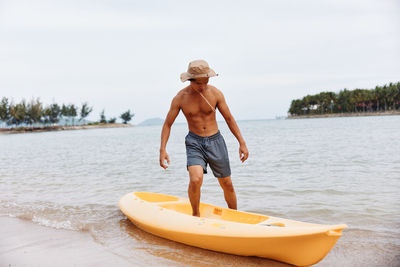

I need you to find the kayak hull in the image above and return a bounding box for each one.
[119,192,347,266]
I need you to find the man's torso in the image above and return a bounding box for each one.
[178,85,219,136]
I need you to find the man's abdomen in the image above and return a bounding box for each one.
[185,115,219,137]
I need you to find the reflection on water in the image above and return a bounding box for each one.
[119,218,291,267]
[1,116,400,266]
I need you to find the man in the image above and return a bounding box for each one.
[159,59,249,217]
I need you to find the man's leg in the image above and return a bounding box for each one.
[188,165,204,216]
[218,176,237,210]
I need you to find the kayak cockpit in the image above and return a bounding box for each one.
[134,192,179,202]
[159,202,269,224]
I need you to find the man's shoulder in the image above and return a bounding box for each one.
[208,84,220,91]
[172,87,190,105]
[176,86,191,96]
[208,85,223,97]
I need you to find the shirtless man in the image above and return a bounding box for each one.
[159,59,249,217]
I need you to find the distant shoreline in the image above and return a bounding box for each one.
[287,110,400,119]
[0,123,132,134]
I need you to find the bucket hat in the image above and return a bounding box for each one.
[180,59,218,82]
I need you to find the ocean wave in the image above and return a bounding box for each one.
[32,216,80,231]
[0,200,120,232]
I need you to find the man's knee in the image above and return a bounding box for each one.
[190,177,202,186]
[219,177,234,192]
[188,165,204,187]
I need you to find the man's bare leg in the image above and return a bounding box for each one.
[217,176,237,210]
[188,165,204,216]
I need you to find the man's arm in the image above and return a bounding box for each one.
[215,89,249,162]
[160,95,180,169]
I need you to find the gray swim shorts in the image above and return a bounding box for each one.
[185,131,231,178]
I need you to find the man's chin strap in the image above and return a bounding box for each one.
[192,86,216,113]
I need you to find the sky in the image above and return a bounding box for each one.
[0,0,399,123]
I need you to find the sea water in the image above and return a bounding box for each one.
[1,116,399,266]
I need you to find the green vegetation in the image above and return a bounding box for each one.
[0,98,91,128]
[120,110,134,124]
[288,82,400,116]
[44,103,61,124]
[80,102,92,121]
[0,97,135,129]
[108,117,117,123]
[98,109,134,125]
[99,109,107,123]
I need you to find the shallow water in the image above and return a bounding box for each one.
[1,116,399,266]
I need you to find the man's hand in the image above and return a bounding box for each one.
[239,144,249,163]
[159,150,170,169]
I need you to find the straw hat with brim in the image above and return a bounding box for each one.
[180,59,218,82]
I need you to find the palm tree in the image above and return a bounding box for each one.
[0,97,10,128]
[99,109,107,123]
[337,89,352,113]
[61,104,69,125]
[26,98,43,127]
[80,102,93,123]
[388,83,397,110]
[9,99,27,126]
[68,104,77,126]
[396,82,400,110]
[42,106,52,126]
[382,85,389,111]
[372,87,380,112]
[48,103,61,125]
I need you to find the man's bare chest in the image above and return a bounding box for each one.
[181,95,217,117]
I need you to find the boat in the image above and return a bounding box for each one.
[119,192,347,266]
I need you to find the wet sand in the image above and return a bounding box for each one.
[0,217,133,267]
[118,217,292,267]
[0,216,291,267]
[1,216,399,266]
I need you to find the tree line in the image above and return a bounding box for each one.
[288,82,400,116]
[0,97,134,128]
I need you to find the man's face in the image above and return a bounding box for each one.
[190,77,209,91]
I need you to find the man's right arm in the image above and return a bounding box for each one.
[159,95,181,169]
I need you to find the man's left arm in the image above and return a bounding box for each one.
[215,89,249,162]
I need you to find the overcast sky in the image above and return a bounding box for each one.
[0,0,399,123]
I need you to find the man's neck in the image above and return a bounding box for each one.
[190,85,207,94]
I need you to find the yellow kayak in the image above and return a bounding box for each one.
[119,192,347,266]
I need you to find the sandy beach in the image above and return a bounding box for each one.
[0,216,292,267]
[0,216,134,267]
[1,215,398,267]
